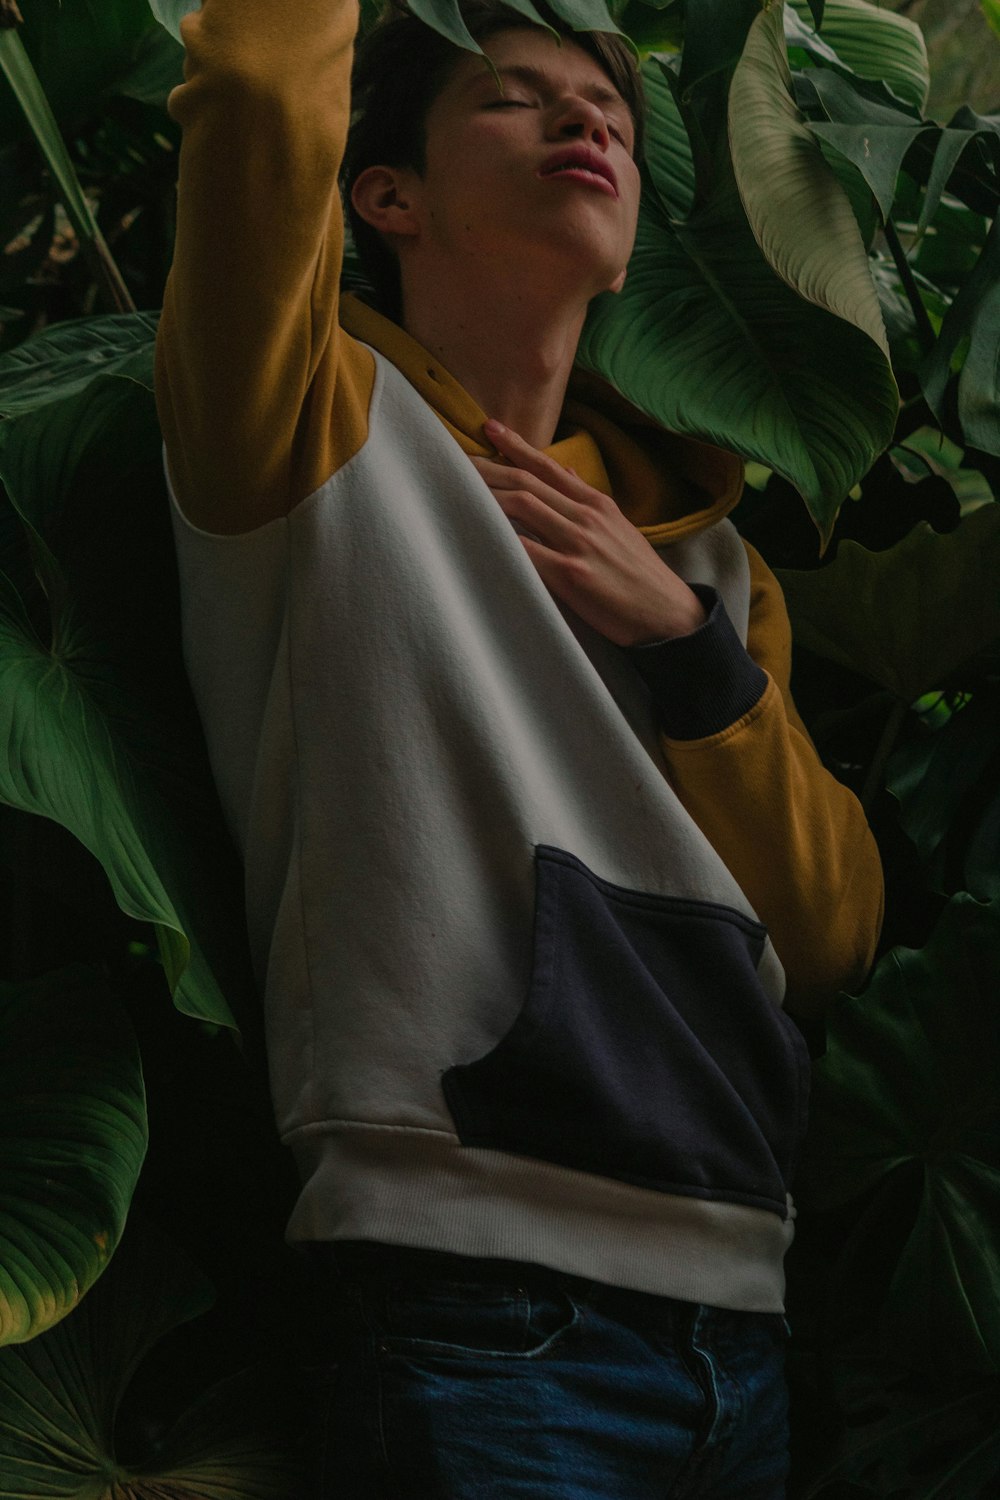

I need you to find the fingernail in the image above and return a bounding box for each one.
[483,418,506,436]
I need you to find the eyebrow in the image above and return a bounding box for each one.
[474,62,629,116]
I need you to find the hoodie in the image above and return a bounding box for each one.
[154,0,883,1311]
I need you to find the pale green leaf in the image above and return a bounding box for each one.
[147,0,198,45]
[729,2,890,357]
[0,967,147,1347]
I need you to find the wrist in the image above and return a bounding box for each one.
[628,584,708,647]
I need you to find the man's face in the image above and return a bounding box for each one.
[403,27,642,299]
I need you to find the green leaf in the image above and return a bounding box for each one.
[775,506,1000,699]
[640,57,694,217]
[0,1220,303,1498]
[543,0,623,38]
[0,321,254,1034]
[887,691,1000,901]
[803,895,1000,1376]
[403,0,485,53]
[787,0,929,113]
[982,0,1000,46]
[147,0,198,45]
[923,215,1000,458]
[617,0,683,59]
[0,967,147,1347]
[808,120,931,223]
[114,21,185,107]
[729,3,891,356]
[0,312,159,417]
[917,127,992,234]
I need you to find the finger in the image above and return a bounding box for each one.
[470,456,580,522]
[491,483,580,549]
[482,420,595,501]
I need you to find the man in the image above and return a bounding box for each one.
[155,1,883,1494]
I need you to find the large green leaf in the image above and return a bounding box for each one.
[787,0,929,113]
[729,2,891,356]
[579,62,897,539]
[0,1220,302,1498]
[0,321,255,1034]
[775,505,1000,699]
[0,967,147,1347]
[802,895,1000,1376]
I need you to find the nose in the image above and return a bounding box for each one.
[547,94,610,150]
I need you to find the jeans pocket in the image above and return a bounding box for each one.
[372,1278,579,1361]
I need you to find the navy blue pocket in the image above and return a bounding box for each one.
[442,847,809,1215]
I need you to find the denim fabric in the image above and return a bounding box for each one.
[310,1245,789,1499]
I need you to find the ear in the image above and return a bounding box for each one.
[351,165,421,240]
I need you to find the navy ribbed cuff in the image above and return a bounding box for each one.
[627,584,768,740]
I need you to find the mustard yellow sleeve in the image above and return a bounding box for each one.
[154,0,375,533]
[659,542,884,1015]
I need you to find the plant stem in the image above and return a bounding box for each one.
[884,218,936,357]
[861,696,908,813]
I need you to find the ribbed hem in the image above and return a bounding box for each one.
[284,1124,793,1313]
[628,585,767,739]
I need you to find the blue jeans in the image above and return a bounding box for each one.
[310,1244,790,1498]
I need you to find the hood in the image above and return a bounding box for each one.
[340,294,744,544]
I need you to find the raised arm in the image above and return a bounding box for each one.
[155,0,374,533]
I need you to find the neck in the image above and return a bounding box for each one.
[401,264,591,450]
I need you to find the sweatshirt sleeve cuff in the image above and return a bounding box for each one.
[626,584,768,740]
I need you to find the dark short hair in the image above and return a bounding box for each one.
[342,0,645,322]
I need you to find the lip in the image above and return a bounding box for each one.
[537,145,618,198]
